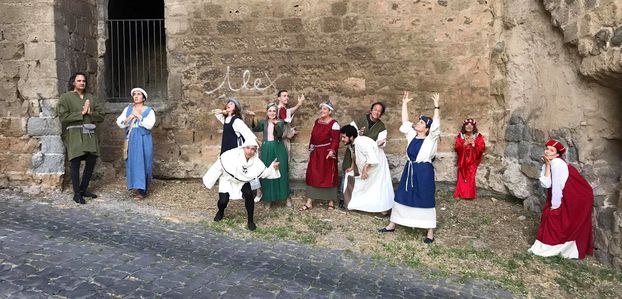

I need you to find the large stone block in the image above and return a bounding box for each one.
[0,42,25,60]
[0,153,31,172]
[39,99,58,117]
[0,117,27,137]
[505,124,523,142]
[32,152,64,174]
[502,162,533,199]
[24,42,55,61]
[0,136,39,153]
[27,117,61,136]
[39,135,64,154]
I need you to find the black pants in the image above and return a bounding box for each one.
[70,153,97,194]
[217,183,254,223]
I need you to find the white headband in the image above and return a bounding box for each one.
[130,87,148,99]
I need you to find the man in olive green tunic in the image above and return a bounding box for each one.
[57,72,105,204]
[341,102,388,208]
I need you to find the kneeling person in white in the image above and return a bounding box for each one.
[202,139,280,230]
[340,125,394,213]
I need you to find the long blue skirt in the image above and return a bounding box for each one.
[394,161,435,208]
[126,127,153,195]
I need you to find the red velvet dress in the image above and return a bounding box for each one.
[453,133,485,199]
[533,163,594,259]
[305,119,340,188]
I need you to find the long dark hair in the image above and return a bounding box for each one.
[67,72,88,91]
[460,123,478,135]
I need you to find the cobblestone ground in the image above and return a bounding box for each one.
[0,194,513,298]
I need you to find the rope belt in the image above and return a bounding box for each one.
[309,142,331,151]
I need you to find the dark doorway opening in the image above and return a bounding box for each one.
[107,0,167,102]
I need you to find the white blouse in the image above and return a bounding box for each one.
[399,117,441,163]
[539,158,569,209]
[116,106,156,130]
[215,114,257,144]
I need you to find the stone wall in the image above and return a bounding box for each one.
[148,0,499,180]
[0,0,99,192]
[541,0,622,90]
[495,0,622,267]
[0,0,60,192]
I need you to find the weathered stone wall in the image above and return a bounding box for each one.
[0,0,60,192]
[152,0,499,181]
[494,0,622,267]
[0,0,99,192]
[541,0,622,90]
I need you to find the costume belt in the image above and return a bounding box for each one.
[404,160,417,192]
[67,124,96,137]
[308,142,331,151]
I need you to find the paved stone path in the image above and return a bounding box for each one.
[0,195,513,298]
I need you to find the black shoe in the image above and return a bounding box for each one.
[423,237,434,244]
[338,199,345,209]
[378,227,395,233]
[247,222,257,231]
[80,191,98,198]
[73,194,86,204]
[213,211,224,222]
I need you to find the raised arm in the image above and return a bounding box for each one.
[289,94,305,114]
[431,92,440,120]
[401,91,413,123]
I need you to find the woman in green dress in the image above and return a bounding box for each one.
[252,103,290,206]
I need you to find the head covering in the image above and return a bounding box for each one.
[545,139,566,155]
[266,102,278,111]
[226,97,241,112]
[242,138,259,148]
[463,118,476,125]
[130,87,148,100]
[420,115,432,128]
[319,100,335,111]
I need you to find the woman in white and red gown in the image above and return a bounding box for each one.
[528,139,593,259]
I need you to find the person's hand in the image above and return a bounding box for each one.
[291,127,299,136]
[345,167,353,173]
[272,160,280,170]
[298,94,305,103]
[245,110,256,116]
[359,126,366,135]
[431,92,440,107]
[132,111,142,120]
[377,139,386,147]
[82,100,90,115]
[212,108,223,115]
[402,91,413,104]
[326,150,336,159]
[361,167,369,180]
[542,154,553,166]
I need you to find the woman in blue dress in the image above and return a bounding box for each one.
[116,87,156,199]
[379,91,441,244]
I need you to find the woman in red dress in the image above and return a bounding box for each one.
[528,139,593,259]
[301,100,340,211]
[453,118,485,199]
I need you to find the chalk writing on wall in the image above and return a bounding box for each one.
[205,66,281,95]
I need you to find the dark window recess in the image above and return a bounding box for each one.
[106,0,167,102]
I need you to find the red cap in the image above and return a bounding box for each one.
[545,139,566,155]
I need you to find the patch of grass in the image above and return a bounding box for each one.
[255,226,293,239]
[303,217,333,234]
[481,215,492,225]
[296,233,316,245]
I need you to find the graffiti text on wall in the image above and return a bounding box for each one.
[205,66,280,95]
